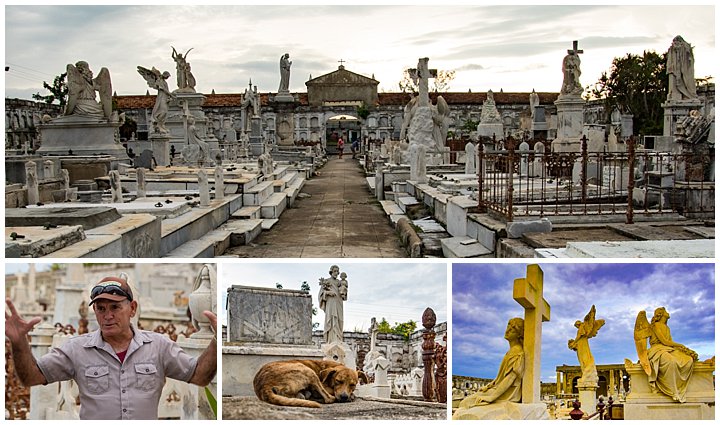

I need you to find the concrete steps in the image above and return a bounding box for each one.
[260,192,288,219]
[242,180,275,205]
[232,205,262,220]
[284,176,306,207]
[440,236,493,258]
[165,228,231,258]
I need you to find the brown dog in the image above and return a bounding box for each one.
[253,359,368,408]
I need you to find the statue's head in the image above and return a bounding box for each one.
[574,320,582,328]
[652,307,669,323]
[505,317,524,342]
[162,71,171,79]
[329,265,340,277]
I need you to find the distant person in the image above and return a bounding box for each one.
[337,137,345,159]
[351,138,359,159]
[5,276,217,420]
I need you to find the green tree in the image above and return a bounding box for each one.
[356,103,370,120]
[399,68,456,93]
[376,317,418,341]
[32,72,68,106]
[587,51,668,136]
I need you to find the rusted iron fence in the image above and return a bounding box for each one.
[477,137,714,223]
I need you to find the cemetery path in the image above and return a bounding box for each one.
[225,157,408,258]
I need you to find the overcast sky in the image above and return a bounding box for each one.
[220,262,448,332]
[452,262,715,383]
[5,4,715,101]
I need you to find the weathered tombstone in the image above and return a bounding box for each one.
[531,142,545,177]
[198,169,210,206]
[43,160,54,180]
[136,167,147,198]
[519,141,530,176]
[109,170,123,203]
[135,149,155,170]
[410,143,427,183]
[25,161,39,204]
[464,142,476,174]
[214,164,225,200]
[477,90,504,138]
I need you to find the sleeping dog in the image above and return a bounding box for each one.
[253,359,368,408]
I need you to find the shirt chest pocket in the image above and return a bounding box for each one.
[135,363,159,392]
[84,366,110,394]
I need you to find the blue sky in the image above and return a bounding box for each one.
[452,262,715,383]
[5,4,715,100]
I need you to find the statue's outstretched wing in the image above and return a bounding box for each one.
[137,66,160,88]
[436,95,449,116]
[96,67,113,120]
[585,305,605,338]
[634,310,652,375]
[65,63,80,115]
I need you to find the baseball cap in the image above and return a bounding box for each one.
[89,276,134,306]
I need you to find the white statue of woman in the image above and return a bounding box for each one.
[318,265,347,344]
[667,35,697,101]
[278,53,292,92]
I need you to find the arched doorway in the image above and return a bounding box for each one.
[326,114,360,155]
[598,375,608,397]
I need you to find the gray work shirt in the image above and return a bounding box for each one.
[36,326,198,420]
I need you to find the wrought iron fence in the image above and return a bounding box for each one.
[477,137,714,223]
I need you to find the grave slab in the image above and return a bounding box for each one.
[44,234,122,258]
[6,206,121,230]
[441,236,492,258]
[5,225,85,257]
[85,214,160,257]
[565,239,714,258]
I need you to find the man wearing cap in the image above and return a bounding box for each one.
[5,276,217,420]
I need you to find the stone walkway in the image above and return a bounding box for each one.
[225,157,407,258]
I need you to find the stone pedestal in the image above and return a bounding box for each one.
[177,335,215,420]
[623,360,715,420]
[29,323,57,420]
[166,92,209,152]
[148,134,171,167]
[662,99,704,153]
[452,401,550,420]
[551,94,586,152]
[578,383,598,416]
[477,122,504,140]
[37,115,128,160]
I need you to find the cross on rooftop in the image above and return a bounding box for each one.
[338,59,346,67]
[568,40,584,56]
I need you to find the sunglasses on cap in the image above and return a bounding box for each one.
[89,281,133,304]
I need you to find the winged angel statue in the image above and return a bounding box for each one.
[137,66,175,134]
[568,305,605,386]
[633,307,698,402]
[65,61,112,120]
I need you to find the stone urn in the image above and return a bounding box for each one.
[189,264,214,339]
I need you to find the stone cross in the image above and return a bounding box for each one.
[567,40,584,57]
[512,264,551,404]
[408,58,437,107]
[338,59,346,67]
[369,317,378,351]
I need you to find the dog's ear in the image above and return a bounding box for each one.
[319,367,338,385]
[356,370,369,384]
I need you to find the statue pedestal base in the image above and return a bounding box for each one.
[577,383,598,416]
[321,341,356,370]
[623,360,715,420]
[452,401,550,420]
[661,99,704,151]
[148,134,171,167]
[551,94,585,153]
[37,115,128,160]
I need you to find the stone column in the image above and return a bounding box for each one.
[25,161,39,205]
[179,264,217,420]
[53,264,86,329]
[29,323,56,420]
[198,169,210,207]
[556,371,562,396]
[214,165,224,201]
[136,167,147,198]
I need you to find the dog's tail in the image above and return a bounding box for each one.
[259,388,323,408]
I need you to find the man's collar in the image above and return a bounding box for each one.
[83,323,151,349]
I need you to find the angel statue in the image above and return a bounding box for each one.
[137,66,175,134]
[634,307,698,403]
[171,46,196,92]
[568,305,605,386]
[65,61,112,120]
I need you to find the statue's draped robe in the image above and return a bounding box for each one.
[319,278,344,343]
[648,323,694,402]
[458,345,524,408]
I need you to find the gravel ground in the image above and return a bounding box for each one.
[222,396,448,420]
